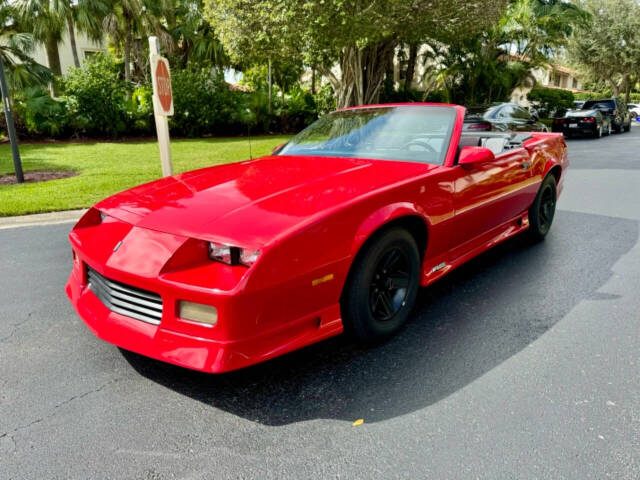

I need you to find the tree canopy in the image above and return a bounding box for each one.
[569,0,640,99]
[205,0,509,107]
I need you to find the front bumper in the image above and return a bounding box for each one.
[65,217,344,373]
[66,264,343,373]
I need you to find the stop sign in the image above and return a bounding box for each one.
[151,55,173,116]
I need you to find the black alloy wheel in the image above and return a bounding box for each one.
[369,247,410,322]
[527,174,557,242]
[341,228,421,342]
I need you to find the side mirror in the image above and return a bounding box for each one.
[458,146,495,166]
[272,142,286,154]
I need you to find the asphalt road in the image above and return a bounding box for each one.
[2,128,639,479]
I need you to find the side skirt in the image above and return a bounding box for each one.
[420,213,530,288]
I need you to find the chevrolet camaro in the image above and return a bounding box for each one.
[66,104,568,373]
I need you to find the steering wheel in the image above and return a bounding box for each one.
[403,139,437,153]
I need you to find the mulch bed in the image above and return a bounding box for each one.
[0,170,77,185]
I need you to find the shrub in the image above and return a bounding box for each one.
[62,54,131,137]
[12,87,70,137]
[169,64,246,137]
[527,86,575,117]
[126,85,154,136]
[281,84,318,132]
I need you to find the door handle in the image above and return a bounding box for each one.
[521,161,531,170]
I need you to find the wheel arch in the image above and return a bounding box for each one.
[341,205,429,299]
[546,164,562,184]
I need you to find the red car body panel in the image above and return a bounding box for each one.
[66,103,568,373]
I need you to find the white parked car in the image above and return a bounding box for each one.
[628,103,640,119]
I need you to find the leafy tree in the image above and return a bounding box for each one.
[409,0,589,105]
[205,0,509,108]
[569,0,640,101]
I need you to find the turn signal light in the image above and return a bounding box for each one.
[178,301,218,326]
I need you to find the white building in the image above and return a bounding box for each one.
[31,28,106,75]
[510,64,585,107]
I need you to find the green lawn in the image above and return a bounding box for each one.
[0,135,290,216]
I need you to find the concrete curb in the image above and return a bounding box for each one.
[0,209,86,230]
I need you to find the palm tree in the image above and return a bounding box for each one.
[102,0,170,82]
[66,0,109,68]
[15,0,66,78]
[0,2,51,90]
[165,0,229,68]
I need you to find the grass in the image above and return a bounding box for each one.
[0,135,290,216]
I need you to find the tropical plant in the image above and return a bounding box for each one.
[0,2,51,90]
[66,0,110,68]
[15,0,66,78]
[102,0,170,82]
[164,0,229,68]
[13,86,69,136]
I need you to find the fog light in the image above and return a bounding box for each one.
[179,301,218,325]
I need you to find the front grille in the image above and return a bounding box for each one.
[87,267,163,325]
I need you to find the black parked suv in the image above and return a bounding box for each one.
[581,98,631,133]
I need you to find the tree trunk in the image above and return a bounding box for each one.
[124,19,133,82]
[44,36,62,95]
[326,41,398,109]
[404,43,418,91]
[67,15,80,68]
[622,74,631,103]
[311,68,316,94]
[268,58,272,114]
[607,78,620,97]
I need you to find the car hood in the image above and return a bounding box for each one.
[96,155,433,247]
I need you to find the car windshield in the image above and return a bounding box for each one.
[583,100,615,110]
[278,106,457,165]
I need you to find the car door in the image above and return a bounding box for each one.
[448,143,534,258]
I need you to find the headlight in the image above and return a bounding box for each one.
[208,242,260,267]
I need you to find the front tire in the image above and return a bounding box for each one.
[341,228,421,342]
[528,175,557,242]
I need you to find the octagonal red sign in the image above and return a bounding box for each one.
[154,59,173,114]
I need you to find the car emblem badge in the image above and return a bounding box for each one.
[113,240,123,252]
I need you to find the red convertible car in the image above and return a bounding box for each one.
[66,104,568,373]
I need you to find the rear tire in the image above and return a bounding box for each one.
[527,175,557,242]
[341,228,421,342]
[593,124,602,138]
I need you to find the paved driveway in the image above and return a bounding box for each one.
[1,129,639,479]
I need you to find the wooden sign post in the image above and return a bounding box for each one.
[149,36,174,177]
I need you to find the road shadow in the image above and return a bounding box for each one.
[121,210,638,426]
